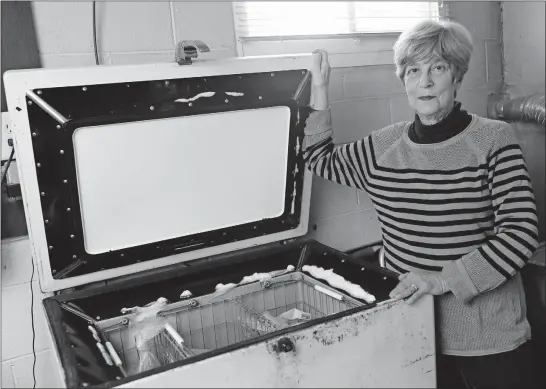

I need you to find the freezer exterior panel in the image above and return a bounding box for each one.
[118,297,435,388]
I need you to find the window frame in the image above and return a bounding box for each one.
[232,1,450,68]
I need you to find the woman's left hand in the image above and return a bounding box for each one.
[389,272,446,305]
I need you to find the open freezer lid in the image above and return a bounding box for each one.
[3,54,314,292]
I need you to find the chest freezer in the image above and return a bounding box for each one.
[3,53,436,388]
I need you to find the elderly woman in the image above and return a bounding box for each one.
[304,20,539,389]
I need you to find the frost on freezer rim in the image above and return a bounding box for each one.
[302,265,376,304]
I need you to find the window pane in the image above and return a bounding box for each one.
[354,2,439,32]
[236,2,352,37]
[235,1,440,38]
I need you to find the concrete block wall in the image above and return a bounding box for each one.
[1,237,64,388]
[308,1,504,251]
[501,1,546,241]
[32,1,237,67]
[501,2,545,97]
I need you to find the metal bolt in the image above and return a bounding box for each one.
[225,99,229,103]
[37,163,41,167]
[271,73,275,77]
[73,255,77,259]
[253,226,257,229]
[383,277,387,280]
[45,219,49,224]
[259,96,263,100]
[56,125,61,129]
[49,246,53,250]
[96,316,100,320]
[341,259,345,263]
[361,267,365,271]
[63,180,68,184]
[67,208,71,212]
[60,150,64,154]
[164,81,169,86]
[82,87,87,91]
[41,192,45,196]
[188,102,193,107]
[223,232,227,236]
[150,106,155,111]
[52,269,57,274]
[323,253,327,255]
[28,101,32,105]
[302,71,305,74]
[32,132,37,137]
[120,253,124,257]
[37,90,42,95]
[70,234,75,239]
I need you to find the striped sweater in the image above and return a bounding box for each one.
[303,109,540,356]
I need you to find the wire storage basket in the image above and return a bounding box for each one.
[98,273,362,375]
[137,323,195,368]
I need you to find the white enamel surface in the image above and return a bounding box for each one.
[3,55,314,292]
[119,296,436,388]
[73,107,290,254]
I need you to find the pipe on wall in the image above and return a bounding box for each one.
[493,94,546,126]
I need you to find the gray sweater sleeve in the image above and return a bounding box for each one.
[440,125,539,303]
[302,108,370,191]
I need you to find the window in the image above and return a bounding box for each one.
[233,1,449,67]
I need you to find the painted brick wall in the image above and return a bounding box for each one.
[501,1,546,241]
[1,237,64,388]
[502,2,545,97]
[32,1,237,67]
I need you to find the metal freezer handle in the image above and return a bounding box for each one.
[176,40,210,65]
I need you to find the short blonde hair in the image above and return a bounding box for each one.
[393,19,474,84]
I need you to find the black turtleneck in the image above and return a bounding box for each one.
[408,101,472,144]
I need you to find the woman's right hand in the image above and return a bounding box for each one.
[310,49,331,111]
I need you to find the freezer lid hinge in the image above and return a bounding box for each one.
[60,302,96,324]
[54,258,87,279]
[296,244,309,271]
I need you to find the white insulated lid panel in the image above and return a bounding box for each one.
[75,107,290,254]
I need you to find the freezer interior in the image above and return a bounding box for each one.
[44,240,399,388]
[97,271,363,375]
